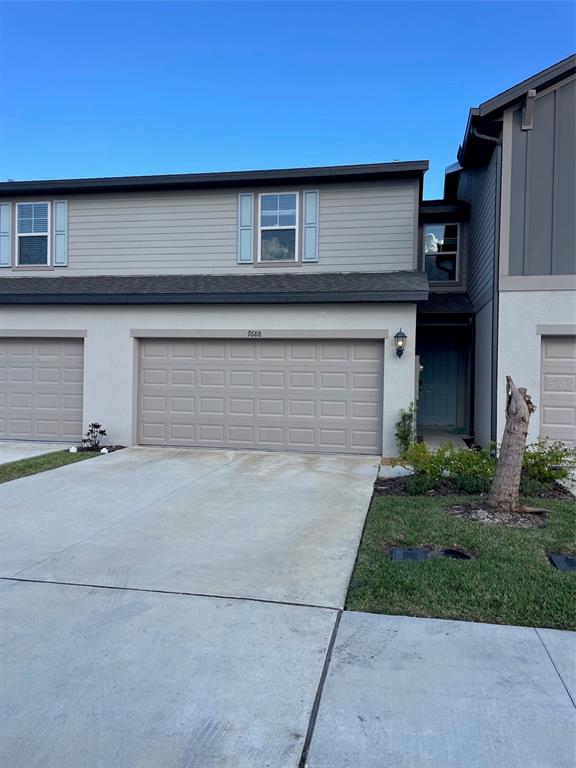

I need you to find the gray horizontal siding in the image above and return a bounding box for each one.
[509,78,575,276]
[457,148,497,310]
[1,181,418,276]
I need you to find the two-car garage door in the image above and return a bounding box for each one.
[138,339,383,454]
[0,339,84,441]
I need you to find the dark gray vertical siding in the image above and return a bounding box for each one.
[457,148,497,310]
[509,110,527,276]
[509,78,575,276]
[525,91,555,275]
[553,81,576,274]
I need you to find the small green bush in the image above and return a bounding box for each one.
[405,473,436,495]
[452,475,491,494]
[522,439,576,486]
[399,442,446,481]
[395,402,416,457]
[397,437,575,495]
[520,474,545,496]
[444,444,496,480]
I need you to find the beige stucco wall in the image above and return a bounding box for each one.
[497,289,576,443]
[0,303,417,456]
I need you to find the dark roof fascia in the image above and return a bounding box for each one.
[457,55,576,169]
[0,289,428,306]
[0,161,429,198]
[477,54,576,118]
[419,200,469,223]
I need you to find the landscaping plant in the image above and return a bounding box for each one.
[394,427,575,497]
[82,422,107,451]
[395,402,416,457]
[522,439,576,486]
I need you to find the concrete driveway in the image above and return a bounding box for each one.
[0,446,377,606]
[0,447,378,767]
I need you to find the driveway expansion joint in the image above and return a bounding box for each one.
[298,609,343,768]
[535,627,576,709]
[0,576,340,613]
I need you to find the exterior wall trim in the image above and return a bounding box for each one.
[0,329,87,338]
[500,275,576,291]
[536,324,576,336]
[499,109,513,277]
[130,328,389,339]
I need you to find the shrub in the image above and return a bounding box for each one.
[405,473,436,495]
[395,402,416,457]
[82,422,107,451]
[520,475,545,496]
[522,439,576,486]
[396,436,575,495]
[443,444,496,480]
[399,442,446,482]
[399,442,496,495]
[452,475,491,494]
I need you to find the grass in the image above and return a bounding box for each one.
[0,450,97,485]
[346,494,576,630]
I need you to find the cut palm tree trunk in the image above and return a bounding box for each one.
[487,376,535,513]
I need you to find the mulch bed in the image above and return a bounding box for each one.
[374,476,573,500]
[75,445,126,453]
[447,503,547,529]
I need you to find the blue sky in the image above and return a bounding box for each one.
[0,1,573,198]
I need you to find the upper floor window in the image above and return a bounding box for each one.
[259,192,298,262]
[17,202,50,265]
[424,223,459,281]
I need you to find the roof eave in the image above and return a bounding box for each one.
[0,289,428,305]
[0,161,429,197]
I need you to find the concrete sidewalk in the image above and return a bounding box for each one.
[306,613,576,768]
[0,440,67,464]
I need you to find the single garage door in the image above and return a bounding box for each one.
[0,339,84,441]
[138,338,383,454]
[540,335,576,447]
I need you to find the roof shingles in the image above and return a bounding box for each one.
[0,271,429,305]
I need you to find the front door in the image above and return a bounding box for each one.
[418,343,458,427]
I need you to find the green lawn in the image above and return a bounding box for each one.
[347,494,576,630]
[0,450,97,485]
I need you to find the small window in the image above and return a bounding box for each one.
[17,202,50,265]
[259,192,298,262]
[424,223,458,281]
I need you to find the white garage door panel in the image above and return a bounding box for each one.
[540,336,576,447]
[0,339,84,441]
[138,339,383,454]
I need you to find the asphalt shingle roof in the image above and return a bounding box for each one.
[0,270,429,305]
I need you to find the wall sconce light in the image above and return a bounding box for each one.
[394,328,407,358]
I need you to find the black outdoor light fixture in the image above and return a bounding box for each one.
[394,328,407,357]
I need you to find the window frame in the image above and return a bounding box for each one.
[257,191,300,264]
[423,222,460,283]
[16,201,51,267]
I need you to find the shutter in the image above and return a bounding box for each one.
[0,202,12,267]
[302,190,319,262]
[237,193,254,264]
[53,200,68,266]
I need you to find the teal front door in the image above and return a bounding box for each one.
[418,344,458,426]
